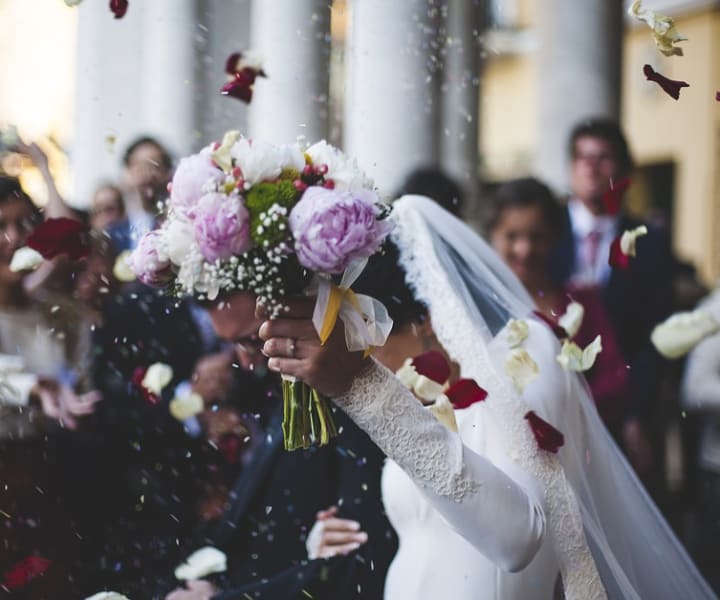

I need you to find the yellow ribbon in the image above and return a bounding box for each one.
[318,284,362,345]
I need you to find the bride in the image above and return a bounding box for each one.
[259,195,715,599]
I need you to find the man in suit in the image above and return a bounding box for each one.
[165,291,397,600]
[551,118,674,476]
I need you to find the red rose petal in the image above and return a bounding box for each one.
[219,433,244,465]
[524,411,564,453]
[26,217,90,260]
[601,177,631,216]
[532,310,568,340]
[608,236,630,270]
[109,0,128,19]
[716,91,720,102]
[131,366,158,405]
[224,52,242,75]
[643,64,689,100]
[2,556,52,590]
[411,350,451,384]
[446,378,487,409]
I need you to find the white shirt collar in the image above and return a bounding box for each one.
[568,198,617,238]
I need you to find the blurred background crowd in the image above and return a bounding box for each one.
[1,0,720,597]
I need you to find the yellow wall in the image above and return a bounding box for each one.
[482,8,720,283]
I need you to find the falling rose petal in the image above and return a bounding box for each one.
[85,593,131,600]
[556,336,603,372]
[142,362,173,396]
[64,0,83,5]
[601,177,631,215]
[619,225,648,257]
[609,236,630,270]
[643,64,689,100]
[27,217,90,260]
[112,250,136,282]
[219,433,244,464]
[175,546,227,581]
[428,395,458,432]
[2,556,52,590]
[716,91,720,102]
[411,350,451,384]
[629,1,687,57]
[105,134,117,154]
[558,301,584,339]
[446,378,488,409]
[212,130,242,173]
[10,246,43,272]
[131,366,158,405]
[221,69,260,104]
[651,308,720,358]
[504,348,539,393]
[505,318,529,348]
[532,310,568,340]
[109,0,128,19]
[525,411,564,453]
[169,392,204,421]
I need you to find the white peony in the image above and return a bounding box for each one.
[556,336,603,372]
[175,546,227,581]
[230,138,284,186]
[305,140,374,192]
[651,309,720,359]
[558,302,585,339]
[10,247,43,272]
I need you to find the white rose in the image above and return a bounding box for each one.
[230,138,284,186]
[175,546,227,581]
[164,217,195,265]
[505,319,529,348]
[556,336,603,372]
[504,348,539,393]
[651,309,720,359]
[305,140,373,191]
[558,302,585,339]
[10,247,43,272]
[142,363,173,396]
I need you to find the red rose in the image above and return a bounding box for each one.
[26,217,90,260]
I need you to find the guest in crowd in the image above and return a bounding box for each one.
[89,182,126,231]
[396,167,464,217]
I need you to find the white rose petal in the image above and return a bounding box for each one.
[428,395,458,432]
[175,546,227,581]
[651,309,720,359]
[169,392,204,421]
[619,225,648,257]
[142,363,173,396]
[556,335,603,372]
[505,318,529,348]
[237,50,264,72]
[558,302,585,339]
[10,247,43,272]
[164,217,194,265]
[504,348,539,393]
[413,374,445,404]
[395,359,419,388]
[85,593,130,600]
[212,130,242,173]
[629,0,687,56]
[113,250,136,282]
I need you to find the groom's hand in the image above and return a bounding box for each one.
[306,505,369,559]
[258,297,370,397]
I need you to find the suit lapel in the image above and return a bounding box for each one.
[211,400,284,545]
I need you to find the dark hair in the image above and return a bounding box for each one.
[568,117,634,174]
[397,167,464,216]
[353,240,426,329]
[0,176,41,220]
[485,177,565,237]
[123,136,173,170]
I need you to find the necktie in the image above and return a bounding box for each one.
[584,229,602,281]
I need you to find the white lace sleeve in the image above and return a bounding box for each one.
[334,359,546,572]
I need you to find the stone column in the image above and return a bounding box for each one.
[534,0,623,192]
[247,0,331,145]
[439,0,483,215]
[344,0,438,197]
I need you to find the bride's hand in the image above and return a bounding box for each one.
[258,297,370,397]
[306,505,368,559]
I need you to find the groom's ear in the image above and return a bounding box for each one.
[416,312,435,346]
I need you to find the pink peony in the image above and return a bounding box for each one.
[192,193,252,263]
[170,153,225,215]
[130,231,173,287]
[289,187,391,274]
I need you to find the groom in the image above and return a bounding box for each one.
[165,291,397,600]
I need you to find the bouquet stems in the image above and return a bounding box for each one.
[281,377,338,451]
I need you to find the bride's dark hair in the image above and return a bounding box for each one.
[353,240,426,329]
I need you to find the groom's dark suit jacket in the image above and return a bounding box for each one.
[200,382,398,600]
[551,208,674,422]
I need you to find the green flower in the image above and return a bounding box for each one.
[245,180,299,246]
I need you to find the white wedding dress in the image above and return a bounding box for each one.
[332,196,715,599]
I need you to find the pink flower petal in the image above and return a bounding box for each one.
[643,64,689,100]
[524,411,564,453]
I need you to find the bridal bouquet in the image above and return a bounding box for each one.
[129,131,393,450]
